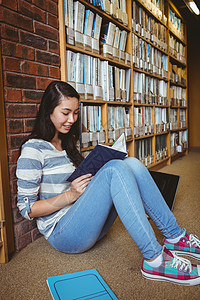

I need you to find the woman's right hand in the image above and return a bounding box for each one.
[69,174,93,202]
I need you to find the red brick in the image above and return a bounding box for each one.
[31,227,42,242]
[8,149,20,164]
[49,40,59,54]
[5,73,36,89]
[24,118,35,132]
[36,77,52,90]
[7,134,29,149]
[22,89,43,103]
[10,192,17,209]
[15,218,37,238]
[12,207,24,224]
[6,119,24,133]
[3,57,21,72]
[36,49,60,65]
[1,40,35,60]
[9,165,17,181]
[49,66,60,79]
[0,6,33,32]
[16,44,35,60]
[47,13,58,29]
[47,0,58,15]
[4,88,22,102]
[34,21,59,41]
[15,231,32,251]
[32,0,47,11]
[20,30,47,50]
[0,0,17,10]
[9,179,17,194]
[19,0,46,23]
[0,23,19,42]
[5,103,37,118]
[21,60,48,76]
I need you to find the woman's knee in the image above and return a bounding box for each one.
[103,159,127,172]
[124,156,148,175]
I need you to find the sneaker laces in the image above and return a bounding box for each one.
[187,234,200,248]
[171,253,192,273]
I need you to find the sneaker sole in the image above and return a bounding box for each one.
[141,270,200,286]
[170,250,200,261]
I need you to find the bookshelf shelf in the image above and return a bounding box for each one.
[59,0,188,168]
[132,67,168,81]
[169,54,187,67]
[132,30,168,55]
[66,43,131,68]
[135,134,154,140]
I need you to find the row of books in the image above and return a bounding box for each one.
[100,21,130,62]
[170,85,186,107]
[169,6,184,41]
[137,0,167,24]
[64,1,129,56]
[107,105,132,142]
[135,137,154,166]
[132,1,167,52]
[170,130,188,155]
[179,109,187,129]
[67,50,131,101]
[132,33,168,78]
[85,0,128,25]
[169,62,186,86]
[133,71,168,105]
[135,134,168,166]
[170,108,187,131]
[80,104,132,147]
[170,108,178,130]
[80,104,105,147]
[155,135,168,162]
[134,106,153,137]
[169,34,186,64]
[155,107,169,133]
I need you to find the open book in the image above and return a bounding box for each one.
[67,133,127,182]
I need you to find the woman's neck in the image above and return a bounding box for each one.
[50,135,63,151]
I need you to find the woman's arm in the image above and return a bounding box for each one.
[29,173,93,218]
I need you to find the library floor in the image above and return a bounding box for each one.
[1,149,200,300]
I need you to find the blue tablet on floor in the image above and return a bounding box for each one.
[47,269,118,300]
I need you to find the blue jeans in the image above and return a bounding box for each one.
[48,157,182,260]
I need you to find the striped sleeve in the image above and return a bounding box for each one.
[16,142,44,220]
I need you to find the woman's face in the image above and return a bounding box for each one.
[50,96,79,135]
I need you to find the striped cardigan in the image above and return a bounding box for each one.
[16,139,76,239]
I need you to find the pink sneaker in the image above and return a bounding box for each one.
[164,229,200,260]
[141,246,200,286]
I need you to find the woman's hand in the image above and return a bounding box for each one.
[28,173,93,218]
[69,173,93,201]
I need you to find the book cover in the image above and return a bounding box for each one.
[67,133,127,182]
[47,269,118,300]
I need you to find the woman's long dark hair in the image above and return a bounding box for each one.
[23,81,84,167]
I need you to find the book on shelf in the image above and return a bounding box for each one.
[73,1,85,47]
[80,104,105,147]
[47,269,118,300]
[67,133,127,182]
[135,138,154,167]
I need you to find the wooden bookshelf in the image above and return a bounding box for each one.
[58,0,188,169]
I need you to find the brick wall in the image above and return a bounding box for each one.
[0,0,61,251]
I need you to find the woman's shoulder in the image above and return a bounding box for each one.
[22,139,54,152]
